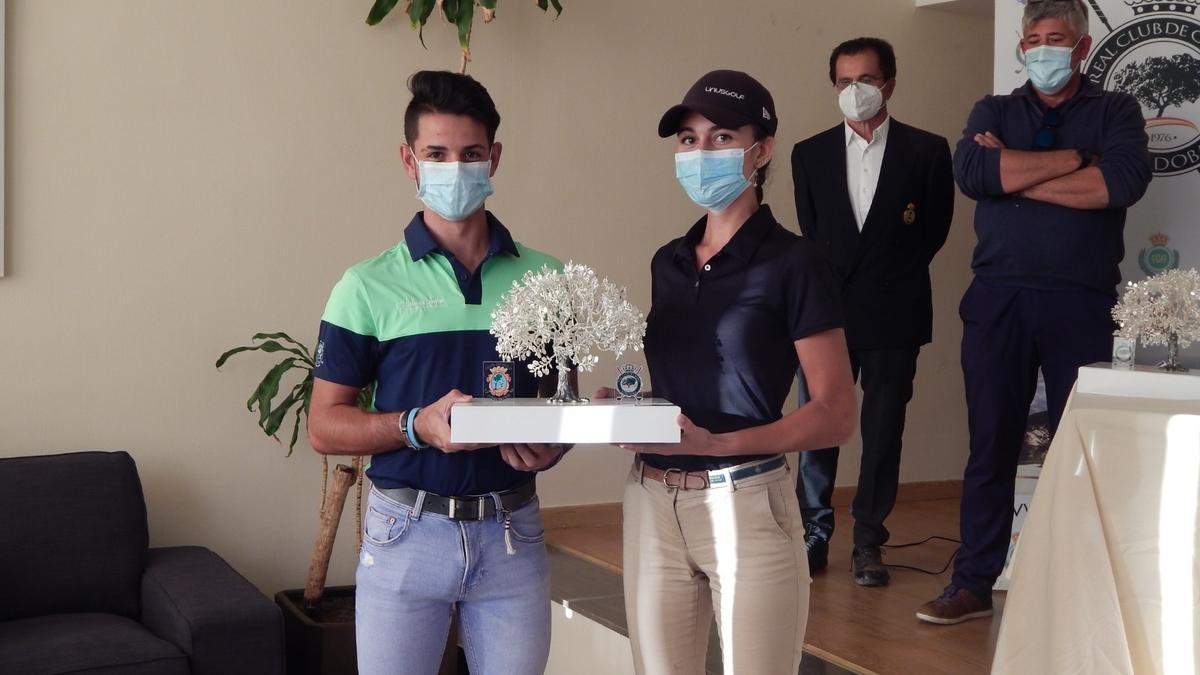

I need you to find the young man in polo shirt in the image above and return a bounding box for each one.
[307,70,566,675]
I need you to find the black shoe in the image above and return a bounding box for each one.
[804,524,829,573]
[851,545,890,586]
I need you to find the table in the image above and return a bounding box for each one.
[992,365,1200,674]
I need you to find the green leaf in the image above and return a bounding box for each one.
[549,0,562,15]
[456,0,473,51]
[480,0,496,8]
[287,406,306,457]
[247,358,301,425]
[442,0,458,24]
[263,382,306,436]
[251,332,311,359]
[301,382,312,416]
[216,339,310,368]
[412,0,435,46]
[367,0,401,25]
[215,345,256,369]
[356,381,377,412]
[411,0,435,27]
[537,0,548,10]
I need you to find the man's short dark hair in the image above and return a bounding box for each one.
[828,37,898,85]
[403,70,501,146]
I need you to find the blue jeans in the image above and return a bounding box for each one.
[355,487,551,675]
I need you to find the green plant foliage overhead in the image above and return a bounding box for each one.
[367,0,563,72]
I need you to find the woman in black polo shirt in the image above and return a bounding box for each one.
[603,70,856,674]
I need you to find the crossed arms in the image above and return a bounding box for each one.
[953,94,1151,211]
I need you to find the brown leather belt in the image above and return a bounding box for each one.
[636,455,787,490]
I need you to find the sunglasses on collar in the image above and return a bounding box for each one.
[1034,107,1063,150]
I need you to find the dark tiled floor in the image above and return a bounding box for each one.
[549,547,853,675]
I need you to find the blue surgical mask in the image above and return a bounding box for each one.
[415,159,494,221]
[1024,40,1081,95]
[674,143,758,212]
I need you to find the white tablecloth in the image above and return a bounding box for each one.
[992,388,1200,675]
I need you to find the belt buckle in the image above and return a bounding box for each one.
[661,467,683,490]
[447,496,489,520]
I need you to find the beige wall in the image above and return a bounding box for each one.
[0,1,991,593]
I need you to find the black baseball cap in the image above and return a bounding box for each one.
[658,69,778,138]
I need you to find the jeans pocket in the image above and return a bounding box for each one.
[363,504,410,547]
[507,498,545,544]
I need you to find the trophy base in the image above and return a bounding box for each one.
[449,398,681,444]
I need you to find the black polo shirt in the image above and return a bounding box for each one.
[642,204,843,472]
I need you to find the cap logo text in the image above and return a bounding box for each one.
[705,87,745,100]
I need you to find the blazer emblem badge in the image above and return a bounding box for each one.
[902,203,917,225]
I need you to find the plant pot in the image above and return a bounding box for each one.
[276,586,357,675]
[275,586,465,675]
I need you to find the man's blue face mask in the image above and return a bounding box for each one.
[1023,38,1083,95]
[414,156,495,222]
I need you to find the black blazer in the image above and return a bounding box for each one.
[791,119,954,350]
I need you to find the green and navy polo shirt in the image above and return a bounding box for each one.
[314,212,562,496]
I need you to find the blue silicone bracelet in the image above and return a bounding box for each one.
[406,406,428,449]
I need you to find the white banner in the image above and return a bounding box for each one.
[993,0,1200,366]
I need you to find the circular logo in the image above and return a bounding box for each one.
[1086,10,1200,176]
[616,372,642,398]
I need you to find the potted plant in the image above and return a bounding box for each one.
[366,0,564,73]
[216,333,371,675]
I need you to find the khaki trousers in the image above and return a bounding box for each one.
[622,458,810,675]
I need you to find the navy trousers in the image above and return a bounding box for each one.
[951,278,1114,596]
[796,346,920,548]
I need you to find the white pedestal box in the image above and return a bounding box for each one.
[1077,362,1200,400]
[449,398,681,444]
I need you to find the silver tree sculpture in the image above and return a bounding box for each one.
[491,262,646,403]
[1112,268,1200,372]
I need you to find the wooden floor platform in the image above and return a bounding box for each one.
[546,497,1004,675]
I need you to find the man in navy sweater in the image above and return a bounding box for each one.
[917,0,1151,625]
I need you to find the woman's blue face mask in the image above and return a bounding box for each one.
[674,142,758,213]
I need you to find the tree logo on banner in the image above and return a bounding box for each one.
[1086,0,1200,176]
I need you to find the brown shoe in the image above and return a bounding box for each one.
[916,585,993,625]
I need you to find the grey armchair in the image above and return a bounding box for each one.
[0,451,283,675]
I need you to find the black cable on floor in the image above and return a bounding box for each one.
[879,535,962,575]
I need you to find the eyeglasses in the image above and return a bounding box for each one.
[1033,107,1063,150]
[834,75,885,91]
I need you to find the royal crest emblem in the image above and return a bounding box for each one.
[902,202,917,225]
[1138,232,1181,275]
[615,363,644,401]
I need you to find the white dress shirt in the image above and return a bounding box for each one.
[845,116,890,231]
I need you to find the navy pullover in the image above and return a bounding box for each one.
[954,79,1151,296]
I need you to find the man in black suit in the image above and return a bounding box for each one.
[791,37,954,586]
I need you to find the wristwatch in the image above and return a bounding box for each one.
[1077,149,1094,170]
